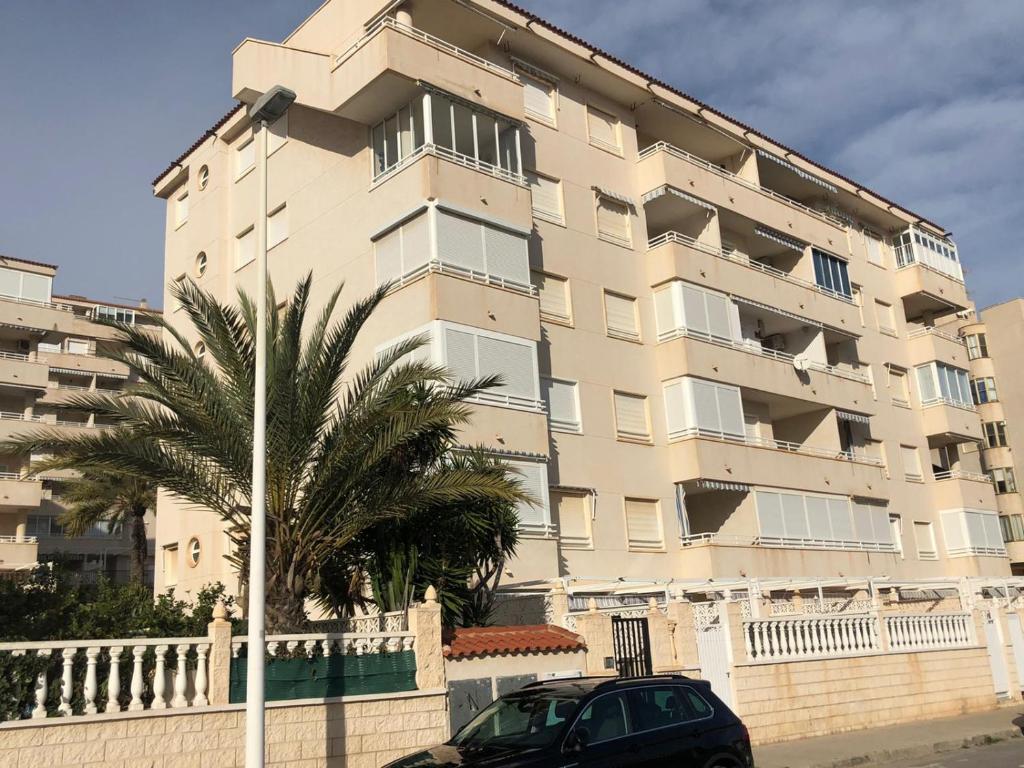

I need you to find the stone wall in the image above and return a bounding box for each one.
[0,690,448,768]
[732,647,997,744]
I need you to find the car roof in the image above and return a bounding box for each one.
[519,674,704,696]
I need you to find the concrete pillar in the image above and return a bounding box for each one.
[723,601,747,665]
[395,5,412,27]
[574,599,616,677]
[646,598,676,673]
[548,582,570,628]
[409,585,445,690]
[666,598,699,672]
[206,599,233,705]
[14,516,27,543]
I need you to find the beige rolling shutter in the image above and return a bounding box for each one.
[527,171,563,221]
[522,73,555,122]
[605,291,638,339]
[436,210,485,272]
[596,196,630,243]
[483,225,530,285]
[587,106,619,150]
[614,391,649,440]
[374,227,404,284]
[533,271,571,321]
[555,491,590,547]
[625,498,662,550]
[542,378,580,431]
[443,328,478,383]
[662,379,687,437]
[477,335,536,400]
[511,460,548,527]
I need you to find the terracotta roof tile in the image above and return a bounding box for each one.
[0,253,59,271]
[151,103,244,189]
[443,624,585,659]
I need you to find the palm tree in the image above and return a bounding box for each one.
[2,275,525,631]
[55,471,155,585]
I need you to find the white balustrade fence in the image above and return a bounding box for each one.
[745,615,880,661]
[0,638,209,720]
[884,613,973,651]
[231,631,414,660]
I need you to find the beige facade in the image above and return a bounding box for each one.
[0,255,157,579]
[152,0,1008,599]
[957,299,1024,574]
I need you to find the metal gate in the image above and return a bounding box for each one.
[611,616,653,677]
[984,610,1010,699]
[1008,613,1024,696]
[696,626,733,709]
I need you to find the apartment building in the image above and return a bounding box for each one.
[151,0,1009,599]
[0,255,158,581]
[956,299,1024,575]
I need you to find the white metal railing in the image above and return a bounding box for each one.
[907,327,966,346]
[231,631,415,660]
[389,259,537,297]
[679,532,896,554]
[466,391,546,414]
[946,545,1007,557]
[0,535,37,544]
[648,231,856,306]
[0,637,210,718]
[638,142,847,228]
[335,16,519,82]
[308,610,408,635]
[0,471,33,481]
[668,426,886,467]
[933,469,991,483]
[894,241,964,283]
[0,411,41,423]
[53,419,93,428]
[884,613,974,651]
[0,293,74,312]
[656,324,870,384]
[744,614,880,661]
[920,396,976,412]
[372,141,527,187]
[0,350,31,362]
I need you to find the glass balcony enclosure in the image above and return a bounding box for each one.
[892,227,963,281]
[915,361,972,409]
[371,89,523,183]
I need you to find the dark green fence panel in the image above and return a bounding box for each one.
[229,650,416,703]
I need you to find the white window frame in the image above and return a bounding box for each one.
[553,489,593,549]
[235,136,256,180]
[531,270,572,324]
[267,203,288,250]
[586,104,621,154]
[752,488,894,551]
[235,225,256,270]
[541,376,582,433]
[662,376,745,441]
[940,508,1006,557]
[507,458,553,535]
[914,521,937,560]
[174,189,189,228]
[594,193,632,247]
[0,267,53,304]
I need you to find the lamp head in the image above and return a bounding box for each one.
[249,85,296,124]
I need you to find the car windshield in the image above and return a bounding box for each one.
[451,690,580,750]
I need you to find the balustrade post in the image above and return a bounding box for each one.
[84,647,100,714]
[152,645,169,709]
[129,646,145,711]
[58,647,75,716]
[106,646,123,713]
[171,644,189,707]
[408,585,448,688]
[206,600,233,705]
[32,651,49,719]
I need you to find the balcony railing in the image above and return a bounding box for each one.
[371,141,526,187]
[667,426,886,467]
[907,327,966,346]
[933,469,991,483]
[648,231,855,305]
[680,531,896,553]
[0,411,41,423]
[0,350,30,362]
[0,293,74,312]
[638,142,847,228]
[920,396,976,412]
[656,323,871,384]
[0,535,37,544]
[893,242,964,283]
[389,259,537,297]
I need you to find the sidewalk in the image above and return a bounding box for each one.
[754,706,1024,768]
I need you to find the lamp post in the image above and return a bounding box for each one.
[245,84,295,768]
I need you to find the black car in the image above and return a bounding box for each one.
[384,675,753,767]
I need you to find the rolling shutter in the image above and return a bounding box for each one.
[478,335,535,399]
[663,380,687,437]
[705,291,734,341]
[527,171,562,220]
[587,106,619,149]
[542,378,579,431]
[605,292,638,339]
[483,225,530,284]
[681,284,708,337]
[715,384,744,437]
[781,493,809,539]
[374,227,403,284]
[756,492,785,538]
[436,211,485,272]
[654,286,677,336]
[533,271,570,320]
[828,498,855,541]
[522,73,555,122]
[806,496,831,540]
[555,492,590,546]
[596,197,630,243]
[511,461,547,527]
[625,499,662,550]
[402,212,431,270]
[443,328,477,383]
[614,392,649,440]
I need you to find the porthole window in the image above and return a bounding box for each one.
[187,537,201,568]
[195,341,206,359]
[198,165,209,190]
[195,252,208,277]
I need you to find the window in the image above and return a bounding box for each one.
[874,300,896,335]
[268,204,288,249]
[531,271,571,322]
[914,521,937,560]
[66,338,90,355]
[888,366,909,406]
[970,377,997,405]
[526,170,563,224]
[991,468,1017,494]
[586,105,620,152]
[268,112,288,154]
[604,290,639,340]
[941,509,1005,556]
[891,228,961,279]
[863,230,886,267]
[663,377,744,440]
[965,333,988,360]
[754,490,886,548]
[1000,515,1024,543]
[372,97,425,177]
[575,692,632,743]
[94,305,136,324]
[626,686,708,731]
[915,362,971,408]
[187,537,201,568]
[900,444,923,482]
[0,267,52,304]
[812,249,851,299]
[441,323,540,408]
[984,421,1007,448]
[654,280,737,343]
[508,459,551,532]
[197,165,209,190]
[163,544,179,586]
[890,514,904,557]
[553,490,591,548]
[26,515,63,537]
[175,190,189,227]
[595,195,631,245]
[541,377,581,432]
[519,71,556,125]
[235,226,255,269]
[235,136,255,179]
[614,391,650,442]
[625,498,663,550]
[195,252,208,277]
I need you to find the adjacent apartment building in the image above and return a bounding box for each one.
[957,299,1024,575]
[0,255,158,581]
[151,0,1009,598]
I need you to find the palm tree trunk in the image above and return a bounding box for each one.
[265,579,308,633]
[130,508,148,585]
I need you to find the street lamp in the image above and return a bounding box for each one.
[245,84,295,768]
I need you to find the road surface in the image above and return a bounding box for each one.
[884,738,1024,767]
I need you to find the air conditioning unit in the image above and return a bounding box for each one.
[762,334,787,351]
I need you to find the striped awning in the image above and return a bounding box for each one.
[697,479,750,492]
[95,371,129,380]
[593,185,636,208]
[756,149,839,193]
[836,410,870,424]
[48,366,93,377]
[753,224,806,252]
[641,184,715,211]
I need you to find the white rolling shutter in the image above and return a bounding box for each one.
[864,230,884,266]
[522,73,555,122]
[533,271,571,321]
[806,496,831,540]
[614,392,650,440]
[705,292,734,341]
[235,226,255,268]
[605,291,638,339]
[236,137,255,178]
[542,378,580,431]
[681,284,708,337]
[941,511,966,552]
[663,380,687,437]
[829,498,855,541]
[443,328,477,383]
[527,171,563,221]
[981,513,1003,549]
[654,286,677,337]
[900,445,922,480]
[483,225,530,284]
[691,379,721,434]
[511,460,548,528]
[781,493,809,538]
[555,492,590,547]
[755,492,785,538]
[268,204,288,248]
[402,212,431,269]
[478,335,535,400]
[625,498,662,550]
[596,196,630,243]
[715,384,744,438]
[587,106,619,150]
[374,227,404,284]
[915,365,937,402]
[436,210,485,272]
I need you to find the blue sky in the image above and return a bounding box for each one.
[1,1,1021,309]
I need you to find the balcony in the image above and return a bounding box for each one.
[0,351,49,390]
[0,536,38,569]
[35,350,130,379]
[0,412,43,442]
[892,231,968,319]
[1007,540,1024,565]
[233,18,524,127]
[919,399,982,443]
[0,476,42,509]
[929,470,997,510]
[906,327,969,368]
[637,142,847,253]
[647,233,861,332]
[667,430,887,498]
[0,294,75,334]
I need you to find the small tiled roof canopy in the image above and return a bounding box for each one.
[443,624,585,659]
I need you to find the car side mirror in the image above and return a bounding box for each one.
[565,727,590,753]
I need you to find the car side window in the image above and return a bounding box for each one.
[681,686,714,719]
[574,692,632,743]
[626,685,690,732]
